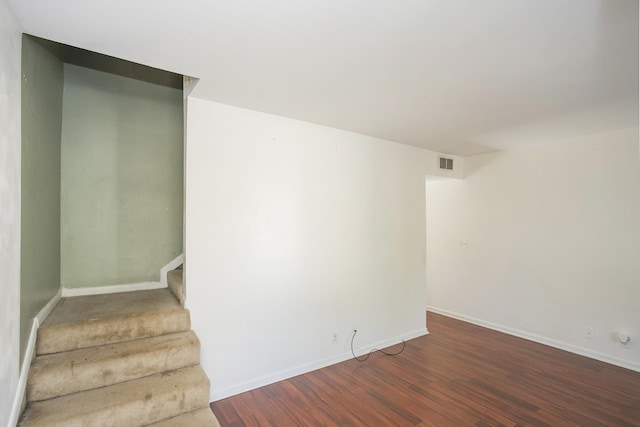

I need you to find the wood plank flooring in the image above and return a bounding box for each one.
[210,312,640,426]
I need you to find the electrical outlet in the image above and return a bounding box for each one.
[585,328,594,340]
[618,332,631,349]
[332,333,338,344]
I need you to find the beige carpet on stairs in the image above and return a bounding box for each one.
[167,265,184,306]
[18,288,220,427]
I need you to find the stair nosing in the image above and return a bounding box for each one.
[37,308,191,355]
[28,330,201,402]
[20,365,210,427]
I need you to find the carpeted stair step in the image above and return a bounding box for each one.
[37,288,189,355]
[27,330,201,402]
[18,365,210,427]
[167,269,184,306]
[147,407,221,427]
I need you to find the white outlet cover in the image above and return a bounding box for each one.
[585,328,594,339]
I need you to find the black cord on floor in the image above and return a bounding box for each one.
[350,329,406,362]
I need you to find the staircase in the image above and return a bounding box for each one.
[167,264,184,306]
[18,270,220,427]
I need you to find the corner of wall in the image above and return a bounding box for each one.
[1,0,25,424]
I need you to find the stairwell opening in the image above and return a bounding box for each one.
[20,34,187,366]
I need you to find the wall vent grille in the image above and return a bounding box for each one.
[439,157,454,170]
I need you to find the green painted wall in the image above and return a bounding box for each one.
[61,64,183,288]
[20,35,64,361]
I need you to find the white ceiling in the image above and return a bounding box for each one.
[10,0,639,155]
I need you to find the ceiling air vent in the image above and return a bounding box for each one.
[439,157,454,170]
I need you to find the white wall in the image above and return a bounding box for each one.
[185,99,459,400]
[0,0,22,424]
[427,128,640,371]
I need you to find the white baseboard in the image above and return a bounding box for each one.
[35,289,62,325]
[209,327,429,401]
[9,289,61,427]
[160,254,184,287]
[427,306,640,373]
[61,281,166,297]
[60,255,184,297]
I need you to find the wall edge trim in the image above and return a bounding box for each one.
[9,289,62,426]
[426,305,640,373]
[35,289,62,325]
[61,282,166,297]
[160,254,184,287]
[209,327,429,402]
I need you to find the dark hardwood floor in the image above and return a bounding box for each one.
[210,312,640,426]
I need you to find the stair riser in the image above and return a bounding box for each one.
[28,332,201,402]
[20,366,210,427]
[37,309,191,355]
